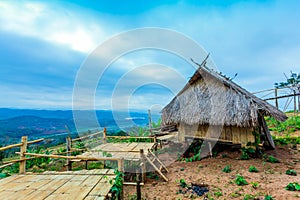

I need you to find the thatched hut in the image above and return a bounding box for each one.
[161,60,287,149]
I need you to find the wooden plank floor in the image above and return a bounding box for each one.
[0,169,116,200]
[83,142,155,161]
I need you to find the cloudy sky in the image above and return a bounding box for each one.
[0,0,299,112]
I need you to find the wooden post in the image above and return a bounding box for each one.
[148,109,152,135]
[140,149,146,183]
[19,136,28,174]
[275,88,279,109]
[298,90,300,112]
[66,137,71,170]
[294,90,297,114]
[136,169,141,200]
[103,127,107,144]
[208,142,212,158]
[117,158,124,200]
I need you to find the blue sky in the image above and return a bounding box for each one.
[0,0,299,112]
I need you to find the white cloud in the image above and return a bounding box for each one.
[0,1,109,53]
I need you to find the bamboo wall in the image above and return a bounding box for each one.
[178,123,255,145]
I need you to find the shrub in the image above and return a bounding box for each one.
[214,191,223,197]
[250,182,259,189]
[267,156,280,163]
[286,169,297,176]
[264,195,274,200]
[248,166,258,173]
[222,165,231,173]
[285,182,300,191]
[235,174,248,186]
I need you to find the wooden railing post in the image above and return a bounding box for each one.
[103,127,107,144]
[66,136,71,170]
[140,149,146,183]
[19,136,28,174]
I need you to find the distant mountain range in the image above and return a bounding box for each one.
[0,108,160,144]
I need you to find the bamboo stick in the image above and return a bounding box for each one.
[0,163,14,169]
[72,131,103,142]
[0,138,44,151]
[15,152,122,161]
[2,158,32,164]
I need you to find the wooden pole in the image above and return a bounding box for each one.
[66,136,71,170]
[136,169,141,200]
[294,90,297,114]
[275,88,279,109]
[103,127,107,144]
[19,136,28,174]
[140,149,146,183]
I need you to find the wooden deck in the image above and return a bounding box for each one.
[82,142,155,161]
[0,169,116,200]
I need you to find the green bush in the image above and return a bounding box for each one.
[267,156,280,163]
[222,165,231,173]
[286,169,297,176]
[248,166,258,173]
[235,174,248,186]
[264,195,274,200]
[285,182,300,191]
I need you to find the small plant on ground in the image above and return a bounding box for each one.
[286,169,297,176]
[214,191,223,197]
[248,166,258,173]
[264,195,274,200]
[110,169,124,198]
[179,179,187,188]
[266,156,280,163]
[250,182,259,189]
[285,182,300,191]
[222,165,231,173]
[235,174,248,186]
[244,194,255,200]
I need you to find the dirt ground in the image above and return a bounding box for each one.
[124,145,300,200]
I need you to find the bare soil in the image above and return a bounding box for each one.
[124,145,300,200]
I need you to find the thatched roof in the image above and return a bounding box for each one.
[161,61,287,127]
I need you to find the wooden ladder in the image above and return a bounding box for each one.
[143,149,169,182]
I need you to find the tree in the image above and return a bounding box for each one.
[275,71,300,112]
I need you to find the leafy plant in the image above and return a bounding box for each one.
[248,166,258,173]
[285,182,300,191]
[286,169,297,176]
[250,182,259,189]
[244,194,255,200]
[240,147,255,160]
[222,165,231,173]
[264,195,274,200]
[267,156,280,163]
[214,191,223,197]
[235,174,248,186]
[179,179,187,188]
[110,169,124,198]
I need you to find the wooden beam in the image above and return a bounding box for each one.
[264,93,300,101]
[0,163,14,169]
[0,138,44,151]
[71,131,103,142]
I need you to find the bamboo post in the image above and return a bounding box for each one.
[103,127,107,144]
[140,149,146,183]
[275,88,279,109]
[66,136,71,170]
[19,136,28,174]
[136,169,141,200]
[208,142,212,158]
